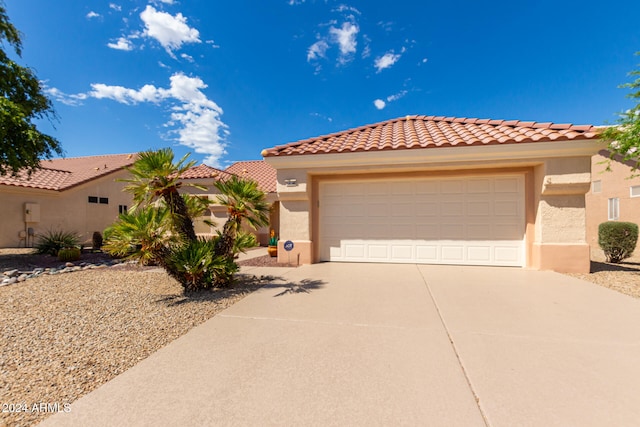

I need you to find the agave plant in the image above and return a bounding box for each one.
[34,230,80,256]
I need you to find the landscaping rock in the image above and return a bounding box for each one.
[3,269,18,277]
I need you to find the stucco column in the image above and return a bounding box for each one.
[531,157,592,273]
[275,170,312,264]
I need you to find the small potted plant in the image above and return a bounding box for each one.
[267,229,278,257]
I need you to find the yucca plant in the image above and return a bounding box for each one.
[34,230,80,256]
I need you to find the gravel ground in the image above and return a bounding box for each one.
[0,257,264,427]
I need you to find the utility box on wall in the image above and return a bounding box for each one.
[24,203,40,223]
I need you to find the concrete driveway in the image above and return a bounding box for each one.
[41,263,640,426]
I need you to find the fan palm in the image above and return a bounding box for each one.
[213,175,269,284]
[102,206,177,265]
[121,148,202,241]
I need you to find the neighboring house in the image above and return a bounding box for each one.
[262,115,603,273]
[0,154,137,248]
[225,160,278,244]
[585,150,640,258]
[180,161,278,246]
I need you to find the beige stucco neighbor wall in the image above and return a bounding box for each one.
[182,181,279,246]
[585,151,640,258]
[267,140,603,273]
[0,169,133,248]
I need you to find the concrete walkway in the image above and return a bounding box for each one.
[41,263,640,426]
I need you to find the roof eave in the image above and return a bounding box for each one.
[263,139,606,170]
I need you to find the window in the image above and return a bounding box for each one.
[88,196,98,203]
[631,186,640,198]
[608,198,620,220]
[592,180,602,193]
[118,205,128,214]
[99,197,109,204]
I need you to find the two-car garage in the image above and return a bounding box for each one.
[318,175,525,267]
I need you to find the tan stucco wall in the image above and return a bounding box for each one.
[0,169,133,247]
[183,179,279,246]
[269,141,600,273]
[586,151,640,258]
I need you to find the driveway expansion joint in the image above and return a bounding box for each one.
[417,265,491,427]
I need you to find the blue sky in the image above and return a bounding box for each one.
[6,0,640,167]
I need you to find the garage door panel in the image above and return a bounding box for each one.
[319,175,524,267]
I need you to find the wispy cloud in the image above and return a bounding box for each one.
[107,36,134,51]
[307,40,329,61]
[373,90,408,110]
[288,0,305,5]
[140,5,201,56]
[48,74,228,167]
[374,50,402,72]
[329,21,358,62]
[86,11,100,19]
[109,3,122,12]
[307,15,360,68]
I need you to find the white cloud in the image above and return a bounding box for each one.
[373,99,386,110]
[307,40,329,61]
[140,5,201,55]
[334,5,361,15]
[329,21,358,61]
[44,87,88,106]
[180,53,195,62]
[154,0,175,4]
[107,36,134,51]
[387,90,407,102]
[109,3,122,12]
[288,0,305,4]
[49,74,228,166]
[86,11,100,19]
[374,50,402,72]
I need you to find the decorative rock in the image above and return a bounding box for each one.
[33,268,44,274]
[17,274,28,282]
[6,277,17,284]
[3,269,18,277]
[65,262,75,268]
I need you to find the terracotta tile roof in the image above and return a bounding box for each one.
[0,153,137,191]
[225,160,277,193]
[261,115,600,157]
[180,164,235,180]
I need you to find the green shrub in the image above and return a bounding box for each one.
[598,221,639,263]
[164,238,237,291]
[35,230,80,256]
[58,247,81,262]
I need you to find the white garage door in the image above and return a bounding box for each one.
[319,175,525,267]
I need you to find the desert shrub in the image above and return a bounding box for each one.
[598,221,639,263]
[92,231,103,250]
[35,230,80,256]
[234,230,258,255]
[58,247,81,262]
[103,207,178,265]
[164,239,237,291]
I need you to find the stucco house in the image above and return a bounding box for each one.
[586,150,640,258]
[180,161,278,246]
[262,115,603,273]
[0,154,137,247]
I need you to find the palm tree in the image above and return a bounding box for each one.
[102,206,178,266]
[213,175,270,278]
[121,148,202,241]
